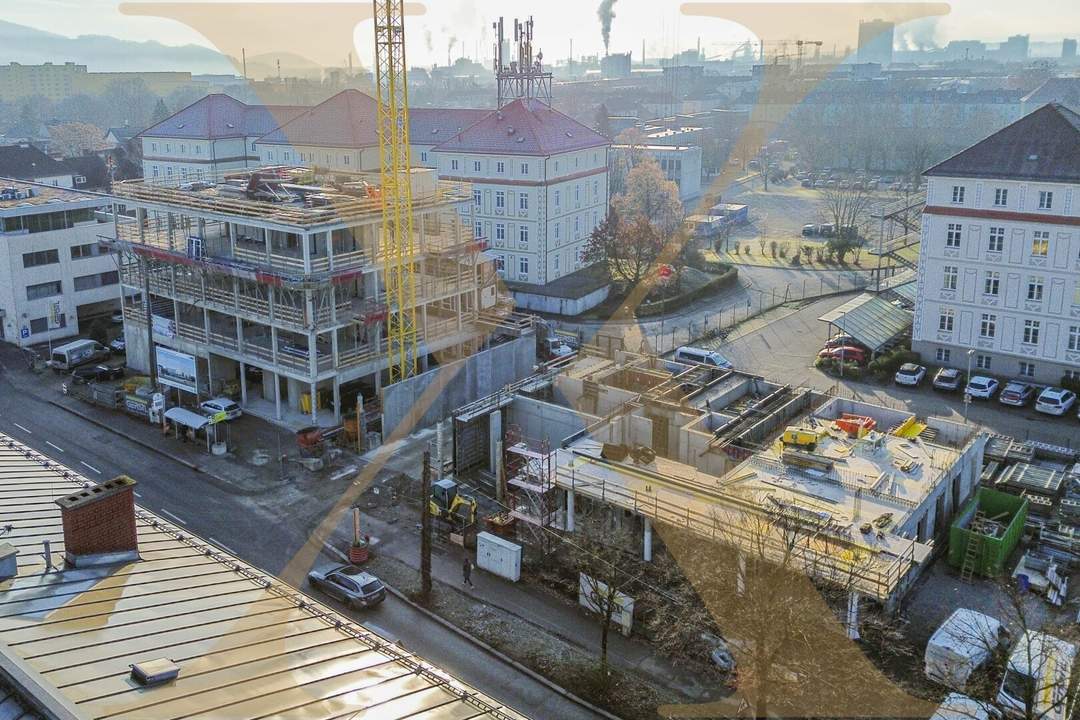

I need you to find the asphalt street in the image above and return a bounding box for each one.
[0,364,606,720]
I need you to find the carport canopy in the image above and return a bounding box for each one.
[164,406,211,430]
[818,293,913,354]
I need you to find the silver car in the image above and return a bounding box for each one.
[307,564,386,609]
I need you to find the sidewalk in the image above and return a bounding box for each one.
[331,511,720,702]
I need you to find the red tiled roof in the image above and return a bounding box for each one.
[430,99,610,157]
[410,107,491,146]
[257,89,379,148]
[139,94,307,140]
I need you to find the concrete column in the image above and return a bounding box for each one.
[845,591,861,640]
[420,353,429,372]
[566,489,575,532]
[239,362,248,404]
[488,410,502,474]
[301,232,312,273]
[332,376,341,423]
[643,517,653,562]
[273,371,282,420]
[309,380,317,423]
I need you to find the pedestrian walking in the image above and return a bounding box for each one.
[462,556,474,587]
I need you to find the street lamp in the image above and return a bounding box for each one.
[839,311,848,379]
[963,349,975,424]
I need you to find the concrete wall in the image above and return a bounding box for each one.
[511,284,610,316]
[508,396,596,448]
[381,335,535,437]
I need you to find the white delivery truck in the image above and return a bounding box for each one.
[49,339,109,373]
[998,631,1077,720]
[925,608,1006,691]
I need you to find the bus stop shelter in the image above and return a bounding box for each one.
[819,293,913,357]
[163,406,223,452]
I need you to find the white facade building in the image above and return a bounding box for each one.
[612,143,702,203]
[913,103,1080,386]
[431,98,610,286]
[0,180,120,347]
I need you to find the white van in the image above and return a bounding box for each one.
[667,346,733,372]
[49,339,109,373]
[997,631,1077,720]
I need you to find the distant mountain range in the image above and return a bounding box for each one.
[0,20,237,75]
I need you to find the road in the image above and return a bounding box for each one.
[0,364,606,720]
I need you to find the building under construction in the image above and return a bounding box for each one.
[452,346,986,616]
[107,165,535,435]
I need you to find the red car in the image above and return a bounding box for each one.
[817,346,868,364]
[823,334,865,350]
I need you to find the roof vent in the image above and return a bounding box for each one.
[431,128,439,134]
[507,126,515,135]
[1028,154,1039,161]
[566,131,573,137]
[226,123,235,129]
[517,137,524,143]
[496,111,503,120]
[176,123,185,129]
[131,658,180,686]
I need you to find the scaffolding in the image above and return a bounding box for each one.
[505,436,558,551]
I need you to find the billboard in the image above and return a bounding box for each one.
[156,346,198,394]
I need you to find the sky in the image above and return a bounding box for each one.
[4,0,1078,70]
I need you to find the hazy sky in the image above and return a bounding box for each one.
[4,0,1078,69]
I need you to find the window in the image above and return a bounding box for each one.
[472,160,481,172]
[519,226,529,246]
[26,280,62,300]
[283,151,290,162]
[936,348,951,363]
[574,185,581,205]
[1022,319,1040,345]
[988,227,1004,252]
[343,155,350,166]
[951,185,965,203]
[554,222,560,240]
[166,167,173,177]
[520,162,529,175]
[495,224,505,243]
[29,317,48,334]
[943,265,958,290]
[1019,361,1036,378]
[518,193,528,212]
[939,309,955,332]
[983,272,1000,296]
[1028,276,1044,301]
[152,167,159,178]
[1031,230,1050,257]
[554,190,560,208]
[71,243,109,260]
[573,216,580,238]
[180,144,186,153]
[980,313,997,338]
[1070,326,1080,352]
[22,249,59,268]
[495,191,505,209]
[1038,191,1053,210]
[494,254,505,272]
[195,145,201,155]
[420,151,428,163]
[73,271,119,292]
[151,142,158,152]
[165,143,171,153]
[496,161,505,174]
[593,180,599,201]
[554,254,560,273]
[451,159,459,171]
[994,188,1008,206]
[976,355,992,370]
[1066,369,1080,382]
[251,142,257,152]
[474,221,482,238]
[518,256,529,276]
[473,189,481,208]
[946,223,962,248]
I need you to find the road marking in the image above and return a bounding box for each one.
[322,542,348,563]
[80,461,101,474]
[46,441,64,453]
[12,423,31,434]
[209,537,236,555]
[133,491,142,498]
[160,509,188,526]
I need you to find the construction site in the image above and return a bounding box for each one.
[452,344,987,617]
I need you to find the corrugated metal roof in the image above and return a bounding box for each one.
[818,293,913,352]
[0,434,527,720]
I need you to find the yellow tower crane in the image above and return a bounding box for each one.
[373,0,418,383]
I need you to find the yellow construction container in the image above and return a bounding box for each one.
[782,426,819,447]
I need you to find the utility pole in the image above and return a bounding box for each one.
[141,256,157,386]
[420,450,432,602]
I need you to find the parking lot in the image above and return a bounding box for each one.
[702,295,1080,448]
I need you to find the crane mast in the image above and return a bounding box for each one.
[373,0,418,383]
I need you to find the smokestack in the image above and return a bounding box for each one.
[598,0,618,54]
[55,476,140,568]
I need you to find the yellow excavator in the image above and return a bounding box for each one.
[429,479,478,532]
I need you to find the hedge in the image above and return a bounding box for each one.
[635,265,739,317]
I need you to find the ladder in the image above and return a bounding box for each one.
[959,511,987,583]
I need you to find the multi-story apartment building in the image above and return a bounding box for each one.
[431,98,610,285]
[0,62,201,102]
[611,142,702,202]
[139,94,307,182]
[0,180,120,346]
[108,166,507,427]
[912,103,1080,386]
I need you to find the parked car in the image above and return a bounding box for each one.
[1035,387,1077,416]
[894,363,927,386]
[999,382,1035,408]
[70,363,124,385]
[668,346,733,370]
[823,334,864,350]
[933,368,963,392]
[965,376,1000,400]
[200,397,243,421]
[802,223,818,236]
[307,564,386,609]
[109,334,126,355]
[110,310,124,324]
[817,346,868,364]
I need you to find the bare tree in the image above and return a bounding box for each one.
[820,184,874,262]
[583,211,664,289]
[613,155,684,238]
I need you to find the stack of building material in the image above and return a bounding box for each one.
[984,436,1035,465]
[994,463,1065,501]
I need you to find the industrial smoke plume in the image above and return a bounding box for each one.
[598,0,618,53]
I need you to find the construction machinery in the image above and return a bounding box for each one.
[429,478,478,532]
[782,425,820,449]
[373,0,418,384]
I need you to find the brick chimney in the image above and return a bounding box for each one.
[55,476,139,568]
